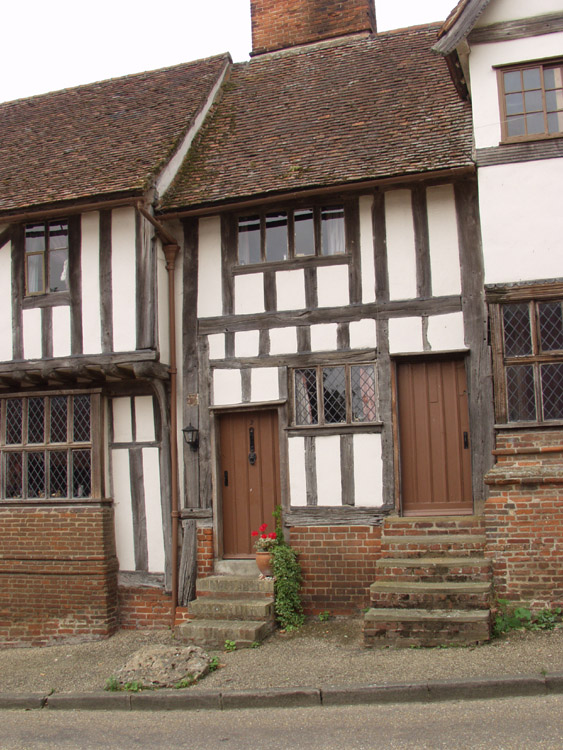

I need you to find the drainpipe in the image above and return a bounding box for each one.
[163,243,180,627]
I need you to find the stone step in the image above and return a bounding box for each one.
[375,556,491,583]
[369,581,491,610]
[384,515,485,533]
[363,607,490,648]
[176,619,276,649]
[196,575,274,598]
[380,534,487,557]
[189,596,274,621]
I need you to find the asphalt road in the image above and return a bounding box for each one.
[3,695,563,750]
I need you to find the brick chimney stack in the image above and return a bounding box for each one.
[250,0,377,56]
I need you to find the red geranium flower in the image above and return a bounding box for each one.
[251,530,259,537]
[259,523,268,532]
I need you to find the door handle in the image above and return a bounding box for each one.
[249,427,257,465]
[463,432,469,450]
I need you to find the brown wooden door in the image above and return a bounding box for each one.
[218,410,280,557]
[396,358,473,516]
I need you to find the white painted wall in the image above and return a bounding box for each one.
[235,273,265,314]
[112,397,133,443]
[386,190,417,300]
[111,207,136,352]
[52,305,71,357]
[112,448,135,570]
[476,0,561,26]
[359,195,376,304]
[310,323,338,352]
[427,185,462,297]
[250,367,279,402]
[22,308,42,360]
[353,433,383,507]
[142,446,165,573]
[479,160,563,284]
[288,436,307,507]
[235,330,260,358]
[213,369,242,405]
[389,317,423,354]
[469,32,563,148]
[270,326,298,354]
[208,333,225,359]
[0,242,13,362]
[315,435,342,505]
[317,265,349,308]
[276,269,306,310]
[81,212,102,354]
[135,396,156,442]
[197,216,222,318]
[349,319,377,350]
[427,312,466,351]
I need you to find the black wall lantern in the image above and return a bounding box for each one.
[182,423,199,452]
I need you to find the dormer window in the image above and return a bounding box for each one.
[238,205,345,265]
[25,221,69,296]
[499,61,563,142]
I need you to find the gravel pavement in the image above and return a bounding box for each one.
[1,619,563,696]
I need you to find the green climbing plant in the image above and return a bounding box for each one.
[271,540,304,631]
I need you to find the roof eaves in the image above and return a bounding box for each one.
[433,0,492,55]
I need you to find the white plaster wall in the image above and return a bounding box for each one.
[288,436,307,507]
[235,330,260,358]
[359,195,376,303]
[112,448,135,570]
[316,265,349,308]
[479,160,563,284]
[386,190,417,300]
[310,323,338,352]
[427,312,466,351]
[251,367,279,402]
[213,369,242,405]
[111,207,136,352]
[52,306,71,358]
[23,308,42,360]
[276,269,306,310]
[469,32,563,149]
[157,242,170,364]
[80,212,102,354]
[197,216,223,318]
[135,396,156,442]
[353,433,383,507]
[389,317,423,354]
[270,326,298,354]
[315,435,342,506]
[142,446,165,573]
[112,397,133,443]
[0,242,13,362]
[349,319,377,350]
[208,334,225,359]
[235,273,265,315]
[427,185,462,297]
[476,0,560,26]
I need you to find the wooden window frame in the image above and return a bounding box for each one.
[488,284,563,425]
[0,390,103,501]
[24,220,70,298]
[497,58,563,144]
[236,199,351,268]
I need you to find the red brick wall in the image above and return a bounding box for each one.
[485,428,563,609]
[197,526,214,578]
[0,503,118,647]
[251,0,376,55]
[289,525,381,615]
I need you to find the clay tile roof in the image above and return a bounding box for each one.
[0,54,230,216]
[161,25,474,212]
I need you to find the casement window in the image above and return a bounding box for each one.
[25,221,69,296]
[489,296,563,423]
[498,60,563,141]
[0,392,100,500]
[238,205,346,265]
[292,363,377,426]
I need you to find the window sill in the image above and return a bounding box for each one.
[495,420,563,430]
[22,291,70,309]
[287,422,383,437]
[500,132,563,146]
[233,254,349,274]
[0,497,111,506]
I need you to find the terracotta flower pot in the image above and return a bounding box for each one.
[255,551,273,577]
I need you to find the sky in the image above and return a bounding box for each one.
[1,0,456,103]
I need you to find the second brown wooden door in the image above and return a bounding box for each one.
[218,410,280,557]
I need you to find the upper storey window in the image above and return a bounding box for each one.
[238,206,345,265]
[499,61,563,141]
[25,221,69,296]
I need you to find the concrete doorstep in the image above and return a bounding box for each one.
[2,673,563,711]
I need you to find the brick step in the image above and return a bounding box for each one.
[381,534,487,557]
[196,575,274,597]
[189,596,274,621]
[363,607,490,648]
[369,581,491,610]
[375,556,491,583]
[176,619,276,649]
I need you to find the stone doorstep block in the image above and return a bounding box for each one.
[381,534,487,546]
[196,576,274,595]
[370,582,491,594]
[0,693,46,710]
[221,688,321,710]
[364,608,490,623]
[189,597,274,620]
[46,692,132,710]
[130,690,221,711]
